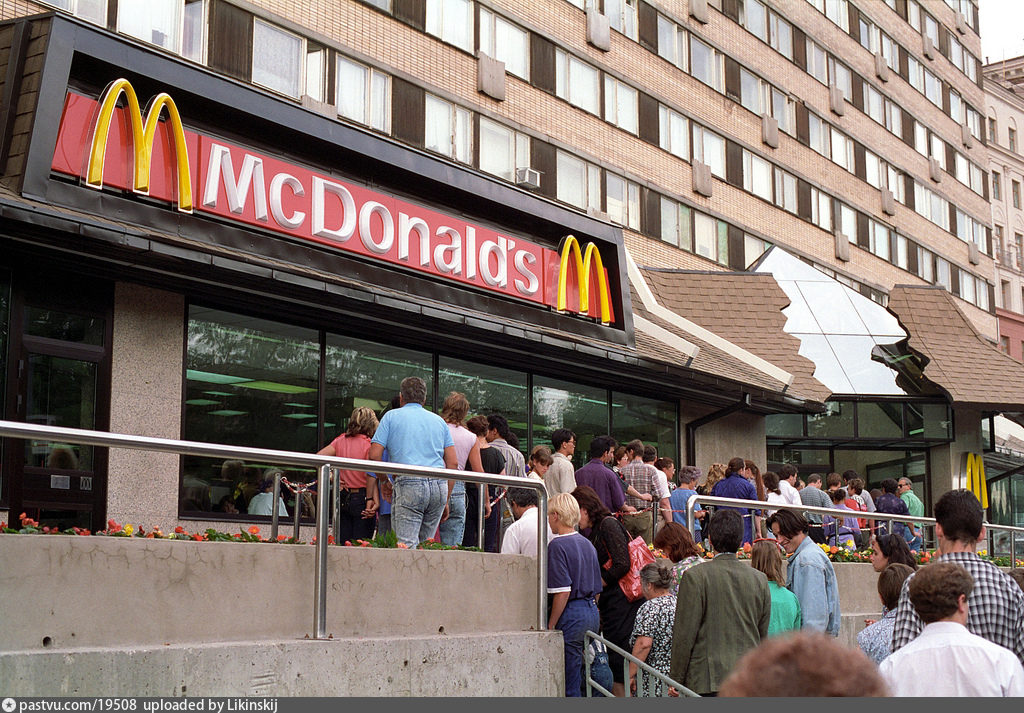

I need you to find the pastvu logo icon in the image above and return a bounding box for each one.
[3,697,16,712]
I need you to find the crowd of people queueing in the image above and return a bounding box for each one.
[314,376,1024,697]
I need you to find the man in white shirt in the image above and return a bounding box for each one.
[879,562,1024,697]
[500,487,553,557]
[777,464,802,507]
[544,428,577,498]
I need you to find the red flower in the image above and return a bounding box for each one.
[277,534,288,542]
[327,535,335,545]
[191,534,203,541]
[174,526,186,534]
[248,525,260,536]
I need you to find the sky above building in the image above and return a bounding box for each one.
[979,0,1024,64]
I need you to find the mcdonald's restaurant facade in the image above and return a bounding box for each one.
[0,14,837,533]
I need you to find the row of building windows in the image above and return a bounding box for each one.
[41,0,993,313]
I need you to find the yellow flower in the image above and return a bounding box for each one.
[819,543,830,553]
[978,549,987,556]
[123,524,134,537]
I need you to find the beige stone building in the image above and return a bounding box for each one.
[2,0,1022,542]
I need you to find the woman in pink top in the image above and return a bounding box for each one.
[439,392,484,546]
[317,406,379,542]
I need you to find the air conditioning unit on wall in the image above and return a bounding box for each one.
[516,167,541,190]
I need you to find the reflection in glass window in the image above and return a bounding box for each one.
[557,151,601,213]
[336,56,390,132]
[479,118,530,182]
[438,356,528,441]
[182,0,206,63]
[611,391,677,464]
[556,49,601,115]
[694,212,727,265]
[744,234,771,267]
[41,0,107,26]
[425,94,471,164]
[479,7,529,79]
[252,19,303,98]
[533,376,608,470]
[857,401,903,439]
[182,307,320,517]
[118,0,181,51]
[426,0,474,52]
[807,401,853,438]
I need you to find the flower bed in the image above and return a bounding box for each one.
[1,513,482,551]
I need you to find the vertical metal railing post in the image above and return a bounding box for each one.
[332,467,341,546]
[270,472,282,541]
[313,462,332,639]
[478,483,486,549]
[292,486,302,540]
[537,486,548,631]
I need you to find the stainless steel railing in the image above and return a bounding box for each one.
[685,494,1024,567]
[0,420,550,634]
[583,630,698,698]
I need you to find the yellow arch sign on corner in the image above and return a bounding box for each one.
[86,78,193,213]
[964,452,989,509]
[556,235,612,324]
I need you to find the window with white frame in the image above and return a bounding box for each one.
[690,36,723,91]
[807,40,828,85]
[40,0,107,26]
[118,0,192,53]
[993,171,1002,201]
[478,117,530,182]
[824,0,849,30]
[426,0,474,52]
[923,67,942,108]
[606,173,640,230]
[769,11,793,60]
[694,211,728,265]
[966,106,981,140]
[336,56,390,132]
[182,0,206,63]
[479,8,529,79]
[739,70,792,134]
[251,19,304,98]
[914,182,950,230]
[829,57,852,101]
[865,150,883,190]
[888,164,905,203]
[959,271,976,305]
[830,127,853,171]
[811,187,832,231]
[555,49,601,115]
[305,44,327,104]
[604,76,638,134]
[908,56,925,94]
[659,106,689,160]
[743,0,768,42]
[774,168,797,213]
[605,0,638,40]
[693,125,726,178]
[424,94,471,164]
[808,113,830,158]
[556,151,601,213]
[923,13,939,46]
[914,122,928,156]
[657,14,688,71]
[930,134,946,170]
[950,90,963,126]
[859,20,898,71]
[864,84,884,125]
[869,219,891,261]
[935,256,951,291]
[743,150,773,202]
[955,210,987,252]
[744,234,772,267]
[838,202,856,241]
[917,246,934,282]
[660,197,692,250]
[907,0,921,31]
[896,234,909,270]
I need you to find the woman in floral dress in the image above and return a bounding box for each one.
[628,561,676,697]
[652,522,703,596]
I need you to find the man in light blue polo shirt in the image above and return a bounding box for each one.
[369,376,457,548]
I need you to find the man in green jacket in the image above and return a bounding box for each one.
[668,510,771,696]
[899,478,924,551]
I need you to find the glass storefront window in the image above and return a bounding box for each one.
[25,306,105,345]
[0,270,7,503]
[325,334,433,433]
[182,307,320,516]
[806,401,854,438]
[532,376,608,469]
[906,402,952,439]
[438,356,528,439]
[766,413,803,437]
[857,401,903,438]
[611,391,678,464]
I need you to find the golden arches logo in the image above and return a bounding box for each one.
[556,235,611,324]
[964,452,988,509]
[86,78,192,213]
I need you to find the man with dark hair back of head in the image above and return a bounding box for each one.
[485,413,525,479]
[500,487,552,557]
[709,457,759,546]
[881,562,1024,696]
[776,463,801,507]
[719,633,889,697]
[891,489,1024,664]
[545,428,578,498]
[668,510,770,697]
[857,563,914,664]
[573,435,634,517]
[619,439,657,543]
[873,477,911,542]
[766,509,840,637]
[799,473,832,544]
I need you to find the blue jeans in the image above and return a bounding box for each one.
[438,481,466,546]
[557,598,600,697]
[392,477,447,548]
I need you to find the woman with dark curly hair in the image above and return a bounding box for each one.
[870,531,919,572]
[572,485,643,697]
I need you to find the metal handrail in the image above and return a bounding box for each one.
[583,630,698,698]
[685,494,1024,567]
[0,419,550,633]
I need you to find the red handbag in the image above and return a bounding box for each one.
[603,525,656,602]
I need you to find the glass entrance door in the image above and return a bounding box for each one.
[5,281,112,531]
